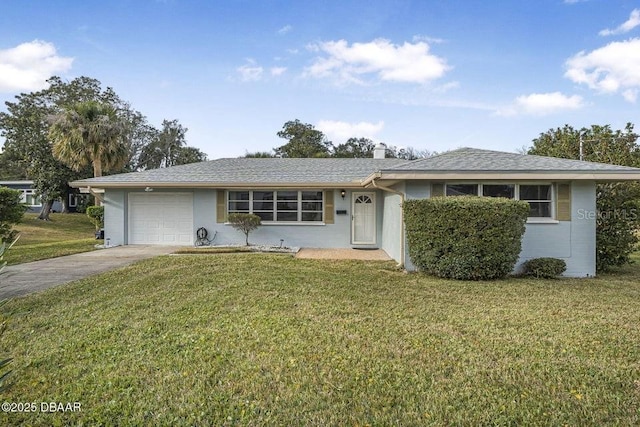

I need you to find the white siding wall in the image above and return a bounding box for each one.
[214,189,381,248]
[517,181,596,277]
[401,180,597,277]
[193,189,217,240]
[103,190,126,246]
[380,182,405,264]
[104,188,368,249]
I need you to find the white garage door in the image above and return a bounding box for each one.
[128,193,194,245]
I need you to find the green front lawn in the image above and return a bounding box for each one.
[1,254,639,425]
[5,213,99,265]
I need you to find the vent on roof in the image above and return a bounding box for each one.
[373,143,386,159]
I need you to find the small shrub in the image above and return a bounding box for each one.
[0,188,26,241]
[227,213,261,245]
[522,257,567,278]
[86,206,104,231]
[404,196,530,280]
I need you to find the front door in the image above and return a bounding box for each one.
[352,192,376,245]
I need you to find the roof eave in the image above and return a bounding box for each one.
[69,181,369,189]
[376,171,640,181]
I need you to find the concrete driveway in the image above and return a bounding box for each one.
[0,245,178,299]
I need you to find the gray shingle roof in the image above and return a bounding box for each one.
[71,148,640,188]
[385,147,640,172]
[73,158,410,186]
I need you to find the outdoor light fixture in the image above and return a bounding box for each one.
[144,187,154,192]
[340,189,346,199]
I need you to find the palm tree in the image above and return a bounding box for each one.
[49,101,127,179]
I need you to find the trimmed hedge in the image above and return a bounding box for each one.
[522,257,567,278]
[0,187,26,241]
[404,196,530,280]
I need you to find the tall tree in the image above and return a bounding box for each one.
[275,119,333,158]
[529,123,640,271]
[0,151,27,180]
[118,104,160,171]
[384,145,434,160]
[174,146,208,165]
[49,100,128,179]
[0,78,93,219]
[333,138,376,158]
[138,119,187,169]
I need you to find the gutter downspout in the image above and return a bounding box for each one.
[370,178,405,268]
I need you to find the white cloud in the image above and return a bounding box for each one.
[433,81,460,93]
[304,38,450,85]
[565,38,640,102]
[316,120,384,142]
[0,40,73,93]
[270,66,287,76]
[496,92,585,116]
[622,88,638,103]
[236,59,263,81]
[599,9,640,36]
[412,34,445,44]
[277,25,292,35]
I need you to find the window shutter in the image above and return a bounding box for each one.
[324,190,334,224]
[216,190,226,223]
[431,183,444,197]
[556,183,571,221]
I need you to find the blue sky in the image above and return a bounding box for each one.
[1,0,640,158]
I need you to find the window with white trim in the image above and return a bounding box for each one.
[444,183,553,218]
[228,190,324,222]
[20,189,42,207]
[482,184,515,199]
[519,185,552,218]
[446,184,478,196]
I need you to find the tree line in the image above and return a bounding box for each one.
[245,119,434,159]
[0,76,207,219]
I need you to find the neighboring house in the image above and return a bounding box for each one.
[70,147,640,277]
[0,181,81,213]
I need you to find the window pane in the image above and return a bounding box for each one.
[228,201,249,211]
[254,212,274,221]
[302,212,323,221]
[520,185,551,201]
[277,201,298,211]
[277,191,298,201]
[253,201,273,210]
[228,191,249,201]
[277,211,298,221]
[302,191,323,201]
[446,184,478,196]
[302,202,322,211]
[528,202,552,217]
[253,191,273,201]
[483,184,515,198]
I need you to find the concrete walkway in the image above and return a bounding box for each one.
[295,248,391,261]
[0,245,178,299]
